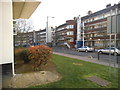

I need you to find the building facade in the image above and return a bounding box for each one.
[14,26,56,47]
[80,3,120,49]
[36,29,46,45]
[14,30,42,46]
[14,31,35,46]
[0,0,41,76]
[55,20,77,48]
[14,3,120,49]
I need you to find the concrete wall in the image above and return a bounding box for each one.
[0,0,13,64]
[0,1,2,64]
[47,26,52,43]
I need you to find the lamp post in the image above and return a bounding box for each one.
[46,16,54,45]
[82,22,85,47]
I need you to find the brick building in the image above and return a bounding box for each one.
[55,20,77,48]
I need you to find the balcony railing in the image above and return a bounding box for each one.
[84,27,107,33]
[84,18,107,26]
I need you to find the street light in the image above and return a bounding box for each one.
[82,22,85,47]
[46,16,54,45]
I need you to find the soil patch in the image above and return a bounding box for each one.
[2,58,61,88]
[14,58,57,74]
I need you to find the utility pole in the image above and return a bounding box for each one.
[108,9,112,78]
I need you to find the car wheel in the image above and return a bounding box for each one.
[99,51,102,54]
[113,52,118,56]
[85,49,88,52]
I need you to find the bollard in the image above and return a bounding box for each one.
[117,55,118,64]
[98,52,99,60]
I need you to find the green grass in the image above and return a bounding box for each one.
[32,54,118,88]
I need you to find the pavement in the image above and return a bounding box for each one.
[53,52,119,68]
[52,47,120,63]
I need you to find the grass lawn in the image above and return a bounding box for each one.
[32,54,118,88]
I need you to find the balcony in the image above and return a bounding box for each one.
[66,35,74,38]
[84,27,107,33]
[57,28,75,33]
[85,34,119,41]
[67,28,76,31]
[84,18,107,26]
[85,35,107,39]
[39,33,46,35]
[56,33,67,37]
[58,40,66,42]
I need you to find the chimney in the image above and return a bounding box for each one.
[87,10,92,15]
[118,1,120,9]
[74,17,77,20]
[106,4,111,8]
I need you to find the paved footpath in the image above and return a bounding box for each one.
[53,52,119,68]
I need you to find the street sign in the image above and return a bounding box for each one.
[107,14,120,34]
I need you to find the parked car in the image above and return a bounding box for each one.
[77,46,94,52]
[98,47,120,55]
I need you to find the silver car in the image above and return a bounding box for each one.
[98,47,120,55]
[77,46,94,52]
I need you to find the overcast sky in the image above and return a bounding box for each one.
[30,0,120,30]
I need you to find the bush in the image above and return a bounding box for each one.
[20,49,30,64]
[14,48,25,58]
[28,45,52,71]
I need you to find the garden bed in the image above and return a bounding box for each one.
[2,47,61,88]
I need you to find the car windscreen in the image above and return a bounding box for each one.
[117,48,120,50]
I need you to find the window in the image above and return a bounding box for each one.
[70,38,73,42]
[67,31,74,35]
[66,25,74,29]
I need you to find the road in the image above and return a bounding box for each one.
[52,47,120,64]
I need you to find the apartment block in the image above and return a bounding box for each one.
[55,20,77,48]
[14,31,35,46]
[80,3,120,49]
[37,29,46,45]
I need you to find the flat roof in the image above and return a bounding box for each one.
[81,4,119,21]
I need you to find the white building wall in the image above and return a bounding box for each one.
[0,0,13,64]
[0,1,2,64]
[77,16,81,41]
[47,26,52,43]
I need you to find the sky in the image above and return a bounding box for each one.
[30,0,120,30]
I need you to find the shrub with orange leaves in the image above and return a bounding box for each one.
[28,45,52,71]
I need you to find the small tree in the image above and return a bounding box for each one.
[14,19,34,46]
